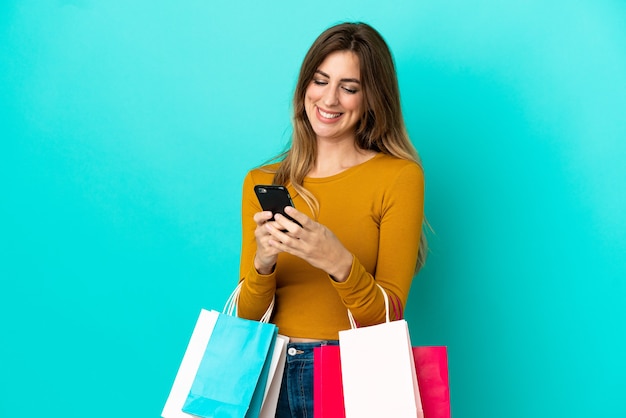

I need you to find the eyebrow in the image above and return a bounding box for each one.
[315,70,361,84]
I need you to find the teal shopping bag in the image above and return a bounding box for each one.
[246,327,278,417]
[182,313,278,418]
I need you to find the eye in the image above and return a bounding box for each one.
[312,79,328,86]
[342,86,359,94]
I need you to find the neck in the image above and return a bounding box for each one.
[309,138,376,178]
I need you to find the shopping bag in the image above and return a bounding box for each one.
[162,309,220,418]
[313,345,345,418]
[225,284,288,418]
[314,345,450,418]
[413,346,451,418]
[181,313,278,417]
[339,284,424,418]
[225,284,289,418]
[259,334,289,418]
[162,283,284,418]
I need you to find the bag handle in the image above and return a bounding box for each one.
[347,283,390,329]
[223,281,275,323]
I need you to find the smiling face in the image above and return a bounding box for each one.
[304,50,364,144]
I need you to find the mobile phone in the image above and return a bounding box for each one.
[254,185,302,227]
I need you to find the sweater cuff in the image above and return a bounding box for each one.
[329,254,365,290]
[244,264,277,297]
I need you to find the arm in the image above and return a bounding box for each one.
[237,171,278,320]
[266,163,425,326]
[330,163,424,325]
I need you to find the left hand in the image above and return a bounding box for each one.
[264,206,353,282]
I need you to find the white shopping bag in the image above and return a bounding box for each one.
[339,285,424,418]
[259,334,289,418]
[161,309,219,418]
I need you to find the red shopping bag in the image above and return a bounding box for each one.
[413,346,451,418]
[313,345,345,418]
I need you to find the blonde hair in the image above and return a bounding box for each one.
[271,22,428,270]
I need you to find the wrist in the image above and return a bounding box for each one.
[328,252,353,283]
[255,262,275,275]
[254,255,276,276]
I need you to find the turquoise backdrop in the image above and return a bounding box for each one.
[2,1,625,417]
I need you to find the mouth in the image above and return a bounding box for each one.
[317,107,343,120]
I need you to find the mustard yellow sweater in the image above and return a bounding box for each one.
[238,153,424,340]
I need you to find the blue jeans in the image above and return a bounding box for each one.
[275,340,339,418]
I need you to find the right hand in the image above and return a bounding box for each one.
[253,211,281,274]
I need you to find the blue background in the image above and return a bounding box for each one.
[1,1,625,417]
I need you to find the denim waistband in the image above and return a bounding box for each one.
[284,340,339,362]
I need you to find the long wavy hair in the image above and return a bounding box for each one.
[271,22,428,270]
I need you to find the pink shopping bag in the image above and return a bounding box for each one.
[413,346,451,418]
[313,345,345,418]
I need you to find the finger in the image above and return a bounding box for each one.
[273,214,301,234]
[255,227,281,253]
[255,226,271,241]
[267,235,304,260]
[283,206,310,228]
[253,210,274,225]
[265,221,301,248]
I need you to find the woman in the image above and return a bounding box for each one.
[238,22,427,417]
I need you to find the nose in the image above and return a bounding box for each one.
[322,86,339,107]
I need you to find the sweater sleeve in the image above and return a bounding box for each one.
[237,170,276,320]
[331,163,424,325]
